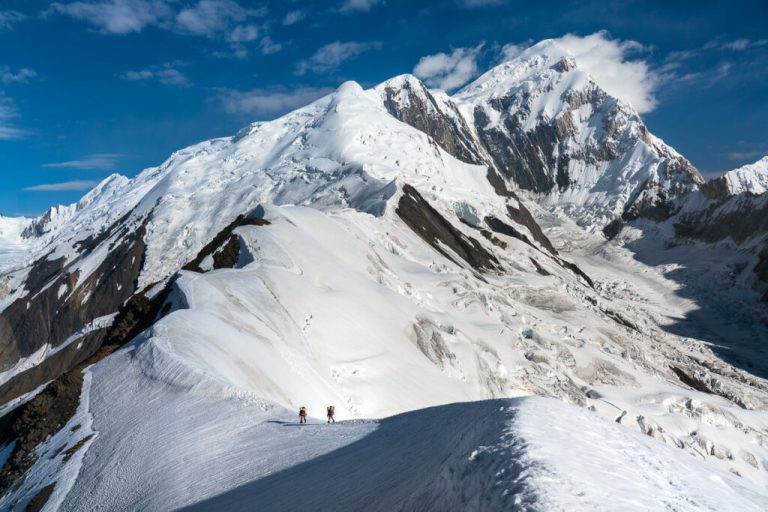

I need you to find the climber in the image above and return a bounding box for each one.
[299,406,307,424]
[326,405,335,424]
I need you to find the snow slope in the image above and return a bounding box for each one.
[0,216,31,274]
[4,198,767,510]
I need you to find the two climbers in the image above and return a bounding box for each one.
[297,405,336,424]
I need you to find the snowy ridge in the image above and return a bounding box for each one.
[50,395,768,512]
[723,156,768,196]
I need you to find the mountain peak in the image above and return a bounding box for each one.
[702,155,768,200]
[724,155,768,195]
[457,40,592,105]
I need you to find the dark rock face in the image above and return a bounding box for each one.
[380,79,485,167]
[212,235,242,270]
[673,195,768,245]
[26,483,55,512]
[755,246,768,296]
[506,203,557,256]
[0,221,147,373]
[470,87,617,195]
[559,260,594,289]
[484,208,591,287]
[0,329,105,408]
[472,103,554,193]
[484,216,536,249]
[670,366,714,394]
[396,184,499,272]
[700,176,732,203]
[529,257,551,276]
[0,369,85,490]
[469,83,701,223]
[183,213,269,273]
[0,279,174,491]
[602,218,624,240]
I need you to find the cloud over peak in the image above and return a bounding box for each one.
[540,32,659,113]
[413,44,484,91]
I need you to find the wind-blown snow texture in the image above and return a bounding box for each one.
[1,38,768,511]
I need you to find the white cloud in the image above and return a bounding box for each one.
[42,153,123,170]
[499,42,525,61]
[724,38,750,51]
[295,41,381,75]
[51,0,267,38]
[667,37,768,62]
[458,0,506,7]
[52,0,280,60]
[282,10,304,25]
[259,36,282,55]
[413,44,484,90]
[176,0,264,37]
[25,180,100,192]
[0,67,36,84]
[538,32,659,113]
[120,63,191,87]
[0,93,26,139]
[50,0,172,34]
[340,0,383,12]
[220,86,335,116]
[226,24,259,43]
[0,10,25,30]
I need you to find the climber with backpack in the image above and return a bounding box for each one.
[326,405,335,424]
[299,406,307,424]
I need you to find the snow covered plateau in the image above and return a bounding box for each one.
[1,38,768,511]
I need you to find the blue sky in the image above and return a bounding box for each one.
[1,0,766,216]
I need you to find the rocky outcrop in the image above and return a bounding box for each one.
[396,184,499,272]
[0,278,174,491]
[673,194,768,244]
[700,176,733,203]
[506,203,557,255]
[0,220,147,372]
[183,212,270,273]
[379,75,486,167]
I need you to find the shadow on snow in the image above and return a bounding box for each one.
[179,400,532,512]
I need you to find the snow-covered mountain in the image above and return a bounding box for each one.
[455,41,704,227]
[1,39,768,511]
[703,156,768,199]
